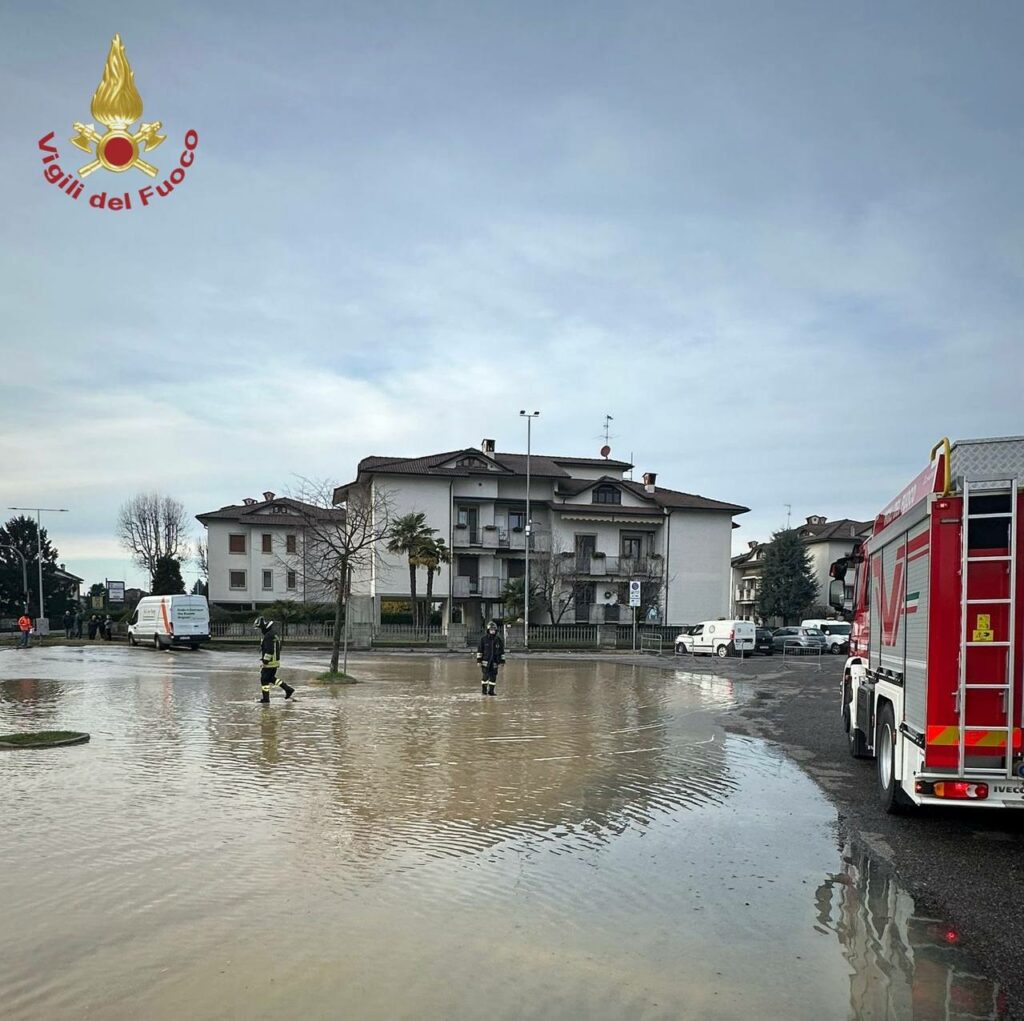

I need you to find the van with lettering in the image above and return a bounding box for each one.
[833,436,1024,813]
[675,619,756,658]
[127,595,210,650]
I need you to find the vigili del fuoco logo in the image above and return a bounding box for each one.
[37,34,198,210]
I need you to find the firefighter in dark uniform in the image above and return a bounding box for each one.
[476,620,505,696]
[254,616,295,703]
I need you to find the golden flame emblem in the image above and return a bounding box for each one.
[70,35,165,178]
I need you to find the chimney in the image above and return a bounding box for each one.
[806,514,826,525]
[747,541,759,551]
[481,438,495,456]
[642,471,657,493]
[263,491,275,502]
[243,498,257,506]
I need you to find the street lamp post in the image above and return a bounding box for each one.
[0,545,29,612]
[519,411,540,649]
[9,507,69,623]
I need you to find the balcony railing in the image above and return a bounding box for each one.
[453,575,503,598]
[735,587,757,603]
[573,555,663,577]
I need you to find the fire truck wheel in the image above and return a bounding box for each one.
[876,703,912,813]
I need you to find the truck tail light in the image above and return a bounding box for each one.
[917,780,988,800]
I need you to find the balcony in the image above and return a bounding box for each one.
[573,555,663,578]
[453,575,503,599]
[735,586,757,604]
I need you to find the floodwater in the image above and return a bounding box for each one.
[0,647,1006,1020]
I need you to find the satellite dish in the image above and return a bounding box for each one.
[600,445,611,458]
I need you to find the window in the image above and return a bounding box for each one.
[287,570,297,590]
[507,559,525,579]
[593,486,621,505]
[262,570,273,591]
[229,570,246,589]
[621,533,646,559]
[509,510,526,530]
[262,533,272,554]
[286,534,297,555]
[229,534,246,554]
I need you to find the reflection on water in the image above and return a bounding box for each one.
[0,648,1009,1020]
[816,844,1006,1020]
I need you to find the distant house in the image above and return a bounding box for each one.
[197,491,343,609]
[334,439,749,629]
[732,515,871,621]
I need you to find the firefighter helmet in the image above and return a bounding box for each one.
[253,616,273,632]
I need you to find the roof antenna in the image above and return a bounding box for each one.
[785,503,792,529]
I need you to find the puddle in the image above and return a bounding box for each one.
[0,649,1007,1019]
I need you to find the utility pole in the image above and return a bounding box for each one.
[9,506,69,623]
[519,410,540,649]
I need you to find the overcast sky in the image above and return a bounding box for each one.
[3,1,1023,592]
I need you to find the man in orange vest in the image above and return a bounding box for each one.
[17,613,32,649]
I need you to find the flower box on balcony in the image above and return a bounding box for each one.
[455,523,468,529]
[484,525,498,531]
[512,527,523,533]
[592,552,606,558]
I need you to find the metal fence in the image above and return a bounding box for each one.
[526,624,599,648]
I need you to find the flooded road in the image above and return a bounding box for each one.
[0,648,1006,1019]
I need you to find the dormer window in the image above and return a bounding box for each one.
[592,485,621,505]
[456,456,489,469]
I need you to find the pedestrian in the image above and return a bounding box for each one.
[63,608,75,639]
[17,612,32,649]
[103,615,114,641]
[476,620,505,696]
[75,610,84,638]
[254,616,294,703]
[87,615,98,640]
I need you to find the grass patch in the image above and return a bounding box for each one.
[0,730,90,749]
[313,671,360,685]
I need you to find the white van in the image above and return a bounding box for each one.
[675,619,756,658]
[800,619,851,655]
[128,595,211,650]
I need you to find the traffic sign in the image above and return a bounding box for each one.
[629,580,641,607]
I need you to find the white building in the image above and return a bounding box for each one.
[335,440,748,629]
[197,491,341,609]
[731,515,871,621]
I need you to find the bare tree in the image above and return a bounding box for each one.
[531,534,581,624]
[193,536,208,579]
[286,478,394,675]
[116,492,190,584]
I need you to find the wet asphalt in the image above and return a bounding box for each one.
[658,650,1024,1020]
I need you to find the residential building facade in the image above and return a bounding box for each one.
[197,492,340,609]
[335,440,749,629]
[731,515,871,621]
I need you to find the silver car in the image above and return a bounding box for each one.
[771,626,828,654]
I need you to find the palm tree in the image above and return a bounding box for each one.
[421,537,451,629]
[387,513,435,627]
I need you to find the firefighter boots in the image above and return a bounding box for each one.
[283,683,295,700]
[481,682,488,695]
[487,683,496,696]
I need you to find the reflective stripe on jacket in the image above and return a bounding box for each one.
[18,616,31,633]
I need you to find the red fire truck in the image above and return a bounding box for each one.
[831,436,1023,812]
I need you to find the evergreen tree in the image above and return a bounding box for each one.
[756,528,818,625]
[0,515,71,616]
[151,556,186,595]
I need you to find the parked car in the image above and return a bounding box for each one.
[800,619,851,655]
[771,626,828,655]
[754,627,774,655]
[674,619,756,658]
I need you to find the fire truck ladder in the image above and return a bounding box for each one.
[957,476,1019,778]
